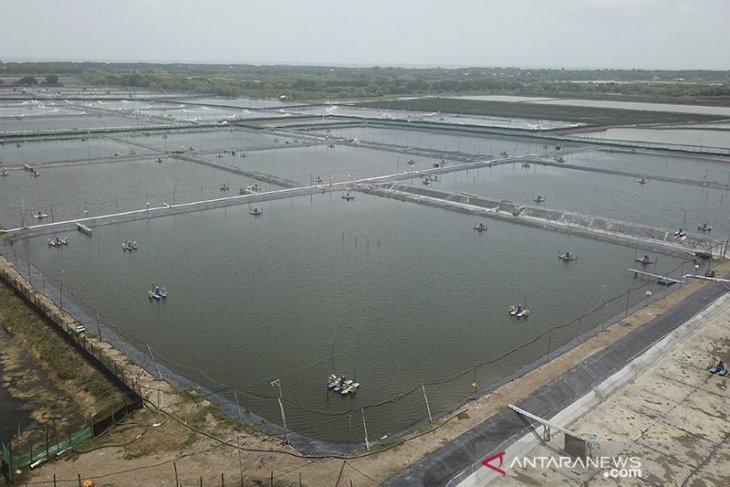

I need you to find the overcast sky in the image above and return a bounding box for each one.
[2,0,728,69]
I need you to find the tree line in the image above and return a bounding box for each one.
[1,61,729,104]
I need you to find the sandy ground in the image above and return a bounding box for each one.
[14,260,730,487]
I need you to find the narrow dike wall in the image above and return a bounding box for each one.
[0,254,143,482]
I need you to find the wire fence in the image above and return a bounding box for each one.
[0,463,331,487]
[0,245,695,459]
[0,252,144,482]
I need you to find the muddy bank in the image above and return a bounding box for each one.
[0,327,33,444]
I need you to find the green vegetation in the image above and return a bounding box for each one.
[16,75,38,85]
[0,281,125,417]
[355,98,727,126]
[2,61,730,106]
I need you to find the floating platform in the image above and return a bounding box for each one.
[627,268,681,286]
[76,223,92,235]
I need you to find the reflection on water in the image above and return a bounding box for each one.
[425,163,730,237]
[15,195,685,442]
[575,128,730,150]
[0,158,261,228]
[1,96,726,443]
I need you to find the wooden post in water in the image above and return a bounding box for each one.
[361,408,370,450]
[546,329,552,359]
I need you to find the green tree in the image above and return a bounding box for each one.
[44,74,60,85]
[17,75,38,85]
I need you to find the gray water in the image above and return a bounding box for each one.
[0,136,155,166]
[314,126,555,157]
[567,149,730,186]
[0,115,152,135]
[575,127,730,150]
[13,193,685,443]
[0,104,718,444]
[199,143,445,185]
[0,158,260,228]
[285,105,580,130]
[422,163,730,237]
[116,128,285,153]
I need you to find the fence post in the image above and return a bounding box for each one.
[95,312,103,342]
[361,408,370,450]
[52,419,58,457]
[546,329,552,359]
[237,434,244,487]
[119,334,129,360]
[422,385,433,423]
[147,344,162,379]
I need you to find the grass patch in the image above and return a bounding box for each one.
[355,98,727,127]
[0,281,126,419]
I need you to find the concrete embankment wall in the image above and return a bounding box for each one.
[366,184,718,259]
[0,255,142,407]
[6,184,335,239]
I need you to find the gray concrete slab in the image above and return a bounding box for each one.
[599,387,675,422]
[635,421,716,468]
[484,294,730,486]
